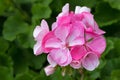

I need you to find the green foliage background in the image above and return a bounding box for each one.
[0,0,120,80]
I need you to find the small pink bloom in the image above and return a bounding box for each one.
[82,52,99,71]
[44,65,55,76]
[70,60,81,69]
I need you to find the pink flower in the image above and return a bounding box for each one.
[33,3,106,76]
[44,65,55,76]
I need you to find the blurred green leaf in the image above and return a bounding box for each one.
[0,37,9,53]
[95,3,120,27]
[15,72,33,80]
[3,15,29,41]
[79,0,98,8]
[0,66,13,80]
[104,0,120,10]
[101,57,120,79]
[111,69,120,80]
[0,54,13,68]
[0,0,6,15]
[31,3,51,20]
[29,54,46,70]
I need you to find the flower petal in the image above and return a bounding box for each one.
[44,65,55,76]
[75,6,90,14]
[52,22,57,30]
[33,19,49,41]
[71,46,87,60]
[50,49,72,66]
[54,26,70,42]
[33,26,41,39]
[33,42,42,55]
[41,19,49,31]
[86,33,106,54]
[82,12,94,32]
[68,22,85,46]
[47,54,57,67]
[70,60,81,69]
[94,22,106,35]
[45,37,62,49]
[58,3,69,17]
[82,52,99,71]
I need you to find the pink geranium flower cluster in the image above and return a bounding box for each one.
[33,3,106,76]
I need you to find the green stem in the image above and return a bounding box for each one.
[79,69,84,80]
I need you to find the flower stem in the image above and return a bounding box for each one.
[79,69,84,80]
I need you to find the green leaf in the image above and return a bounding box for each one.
[111,69,120,80]
[0,37,9,53]
[105,37,120,59]
[3,15,29,41]
[79,0,98,8]
[0,66,13,80]
[104,0,120,10]
[14,0,52,5]
[31,3,51,20]
[15,72,33,80]
[101,57,120,79]
[95,3,120,27]
[0,0,6,15]
[0,54,13,68]
[16,25,35,48]
[29,54,46,69]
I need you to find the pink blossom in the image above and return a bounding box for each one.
[44,65,55,76]
[33,3,106,76]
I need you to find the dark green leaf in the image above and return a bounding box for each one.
[95,3,120,27]
[104,0,120,10]
[111,69,120,80]
[0,37,9,53]
[0,66,13,80]
[31,3,51,20]
[15,72,33,80]
[3,15,29,41]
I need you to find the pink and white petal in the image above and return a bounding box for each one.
[54,26,70,42]
[50,49,72,66]
[45,37,62,49]
[47,54,57,67]
[58,3,69,17]
[52,22,57,30]
[44,65,55,76]
[87,35,106,54]
[68,22,85,46]
[82,52,99,71]
[36,29,49,41]
[62,3,69,14]
[33,42,43,56]
[82,12,94,31]
[42,32,56,52]
[71,46,87,60]
[75,6,90,14]
[69,37,84,46]
[94,22,106,35]
[70,60,81,69]
[41,19,49,32]
[33,26,42,39]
